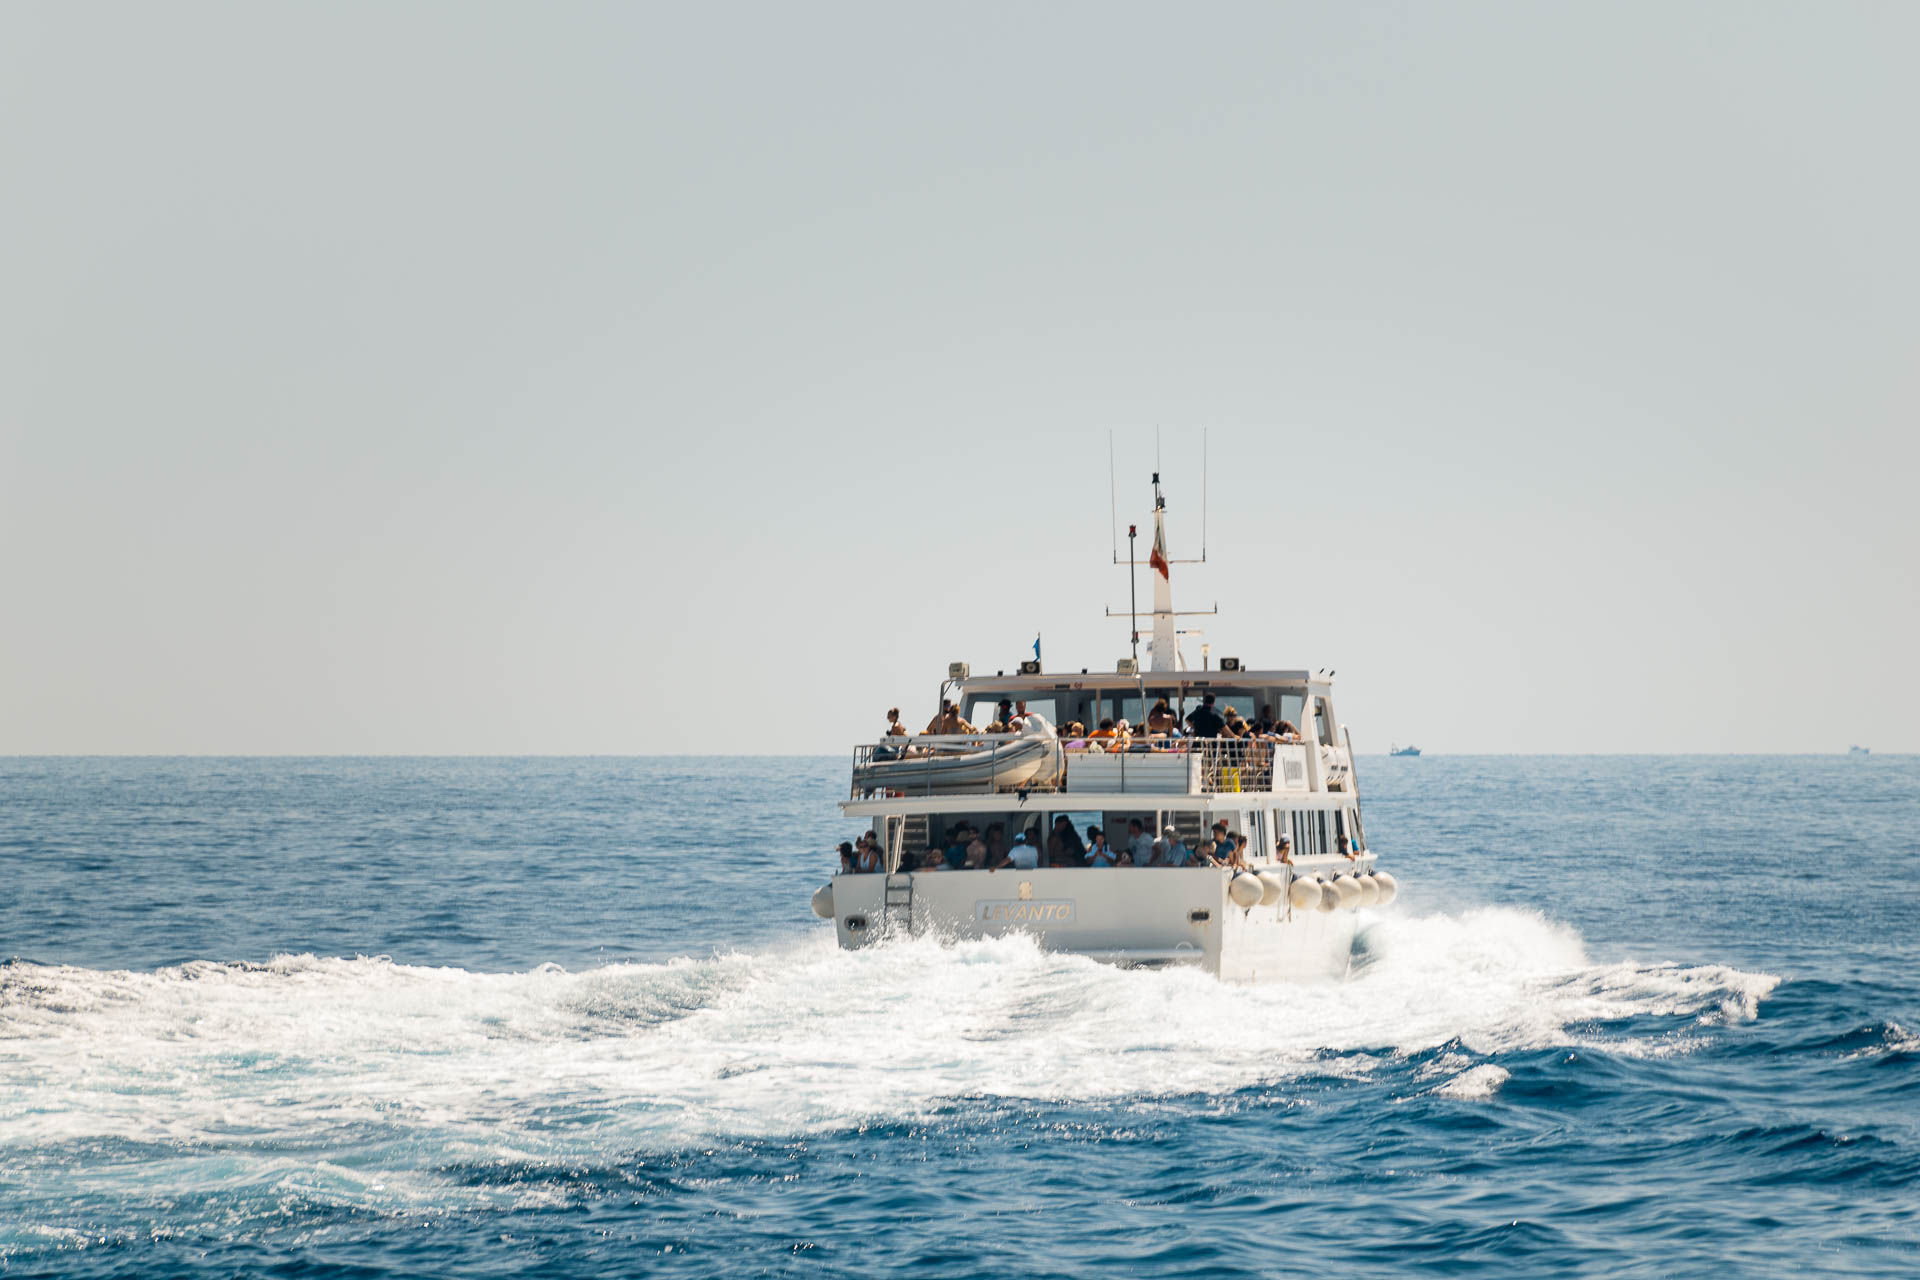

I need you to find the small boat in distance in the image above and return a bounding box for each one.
[1850,745,1870,756]
[1390,744,1422,757]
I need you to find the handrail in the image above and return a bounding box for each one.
[849,733,1339,800]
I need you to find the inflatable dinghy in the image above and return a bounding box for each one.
[853,715,1062,794]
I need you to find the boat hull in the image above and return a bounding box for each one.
[826,867,1358,982]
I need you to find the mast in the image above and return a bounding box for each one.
[1148,472,1176,671]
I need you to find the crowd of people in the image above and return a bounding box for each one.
[837,817,1322,874]
[885,693,1305,752]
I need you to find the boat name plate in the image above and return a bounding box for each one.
[975,899,1077,924]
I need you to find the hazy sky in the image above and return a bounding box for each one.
[3,3,1915,755]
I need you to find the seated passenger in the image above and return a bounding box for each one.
[855,837,883,874]
[1086,827,1120,867]
[1146,698,1178,735]
[925,700,977,735]
[995,698,1015,726]
[837,841,856,874]
[1002,831,1040,870]
[886,708,908,737]
[919,849,945,871]
[1088,718,1119,741]
[1149,825,1183,867]
[944,823,971,870]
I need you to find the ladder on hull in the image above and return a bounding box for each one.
[882,875,915,937]
[881,813,921,936]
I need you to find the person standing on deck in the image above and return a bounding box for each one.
[1185,694,1226,739]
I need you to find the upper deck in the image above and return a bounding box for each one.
[846,669,1359,815]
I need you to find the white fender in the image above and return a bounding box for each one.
[811,883,836,919]
[1355,874,1380,908]
[1372,871,1399,906]
[1228,872,1264,909]
[1332,875,1362,909]
[1288,878,1323,911]
[1314,879,1338,912]
[1256,871,1286,907]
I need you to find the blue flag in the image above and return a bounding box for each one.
[1033,634,1041,660]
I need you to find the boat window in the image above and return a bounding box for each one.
[1313,697,1338,746]
[1213,693,1258,722]
[1112,687,1180,727]
[964,695,1057,728]
[1277,692,1305,730]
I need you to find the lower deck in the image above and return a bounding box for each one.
[824,864,1365,982]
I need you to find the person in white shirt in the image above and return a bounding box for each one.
[1004,831,1040,870]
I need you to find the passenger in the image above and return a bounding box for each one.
[1275,719,1301,743]
[982,822,1008,867]
[1088,718,1119,742]
[1086,828,1120,867]
[1003,831,1040,870]
[1220,707,1247,739]
[1146,697,1178,735]
[1149,825,1182,867]
[995,698,1015,726]
[965,827,989,868]
[1185,694,1227,739]
[944,823,970,870]
[1337,833,1353,859]
[886,708,909,737]
[855,837,883,874]
[925,699,977,735]
[1126,818,1155,867]
[1274,833,1293,864]
[920,849,945,871]
[1253,706,1276,736]
[1047,815,1088,867]
[1164,833,1195,867]
[837,841,856,874]
[1223,833,1250,870]
[1193,839,1221,867]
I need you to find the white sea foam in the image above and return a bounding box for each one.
[0,908,1777,1167]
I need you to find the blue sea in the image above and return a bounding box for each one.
[2,756,1916,1278]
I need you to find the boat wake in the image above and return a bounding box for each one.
[0,908,1776,1175]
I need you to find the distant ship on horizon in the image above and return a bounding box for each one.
[1389,744,1422,757]
[1850,745,1870,756]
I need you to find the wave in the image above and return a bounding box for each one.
[0,908,1777,1164]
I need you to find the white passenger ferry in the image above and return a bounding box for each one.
[810,475,1397,981]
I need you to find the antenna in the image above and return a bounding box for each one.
[1201,427,1208,562]
[1108,430,1119,563]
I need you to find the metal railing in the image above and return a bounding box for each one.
[848,735,1337,799]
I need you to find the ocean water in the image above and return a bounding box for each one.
[1,756,1915,1279]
